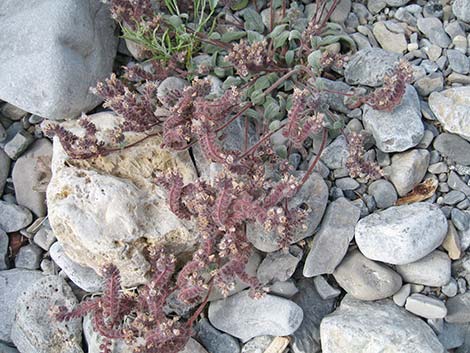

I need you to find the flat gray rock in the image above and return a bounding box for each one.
[195,318,240,353]
[355,203,448,265]
[434,133,470,166]
[50,242,103,292]
[396,250,451,287]
[417,17,451,48]
[0,269,43,342]
[363,85,424,153]
[453,0,470,22]
[333,250,402,300]
[11,275,83,353]
[368,179,397,209]
[303,198,360,277]
[320,135,349,170]
[291,279,336,353]
[320,295,445,353]
[0,201,32,232]
[14,244,42,270]
[0,149,10,196]
[257,246,302,284]
[344,48,399,87]
[208,290,303,342]
[429,87,470,141]
[389,149,430,196]
[446,293,470,323]
[405,294,447,319]
[247,173,328,252]
[0,0,117,120]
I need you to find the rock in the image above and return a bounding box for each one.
[396,251,451,287]
[442,279,459,297]
[12,139,52,217]
[414,73,444,97]
[344,48,399,87]
[386,0,410,5]
[446,293,470,323]
[0,269,43,342]
[303,198,360,277]
[393,284,411,306]
[0,229,8,269]
[405,294,447,319]
[316,78,352,114]
[443,191,466,205]
[373,22,407,53]
[0,0,117,120]
[330,0,351,23]
[434,133,470,166]
[14,243,42,270]
[429,87,470,141]
[368,0,386,14]
[0,149,10,195]
[448,171,470,197]
[335,177,359,190]
[268,280,299,298]
[451,209,469,232]
[389,149,430,196]
[368,179,397,209]
[3,131,34,160]
[247,172,328,252]
[208,290,303,342]
[196,318,240,353]
[320,135,349,170]
[0,201,32,232]
[355,203,448,265]
[321,295,445,353]
[50,242,103,293]
[11,275,82,353]
[0,343,19,353]
[436,322,467,351]
[83,314,134,353]
[46,112,198,286]
[157,77,188,106]
[447,49,470,74]
[442,223,462,260]
[241,336,273,353]
[181,339,209,353]
[417,17,451,48]
[313,276,341,301]
[363,85,424,153]
[257,246,302,284]
[33,222,56,251]
[333,250,402,300]
[291,279,335,353]
[453,0,470,22]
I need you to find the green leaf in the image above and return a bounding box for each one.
[269,120,281,131]
[273,31,290,49]
[268,24,288,38]
[263,97,281,121]
[247,30,264,43]
[285,50,295,66]
[275,145,288,159]
[289,30,302,41]
[245,108,260,120]
[223,76,243,89]
[231,0,249,10]
[307,50,322,72]
[243,8,265,33]
[208,0,219,11]
[221,31,247,42]
[251,89,265,105]
[166,15,183,29]
[254,75,271,91]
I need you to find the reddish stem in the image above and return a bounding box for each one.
[297,128,328,191]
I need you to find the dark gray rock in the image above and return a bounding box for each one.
[434,133,470,166]
[0,0,117,120]
[313,276,341,300]
[3,131,34,160]
[0,201,32,232]
[321,135,349,170]
[355,203,448,265]
[14,243,42,270]
[196,318,240,353]
[257,246,302,284]
[303,198,360,277]
[368,179,397,209]
[208,290,303,342]
[11,275,83,353]
[291,279,336,353]
[447,49,470,75]
[0,343,19,353]
[344,48,399,87]
[316,78,352,114]
[333,250,402,300]
[320,295,444,353]
[448,171,470,197]
[0,229,8,269]
[0,269,43,342]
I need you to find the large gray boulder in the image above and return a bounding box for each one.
[0,0,117,120]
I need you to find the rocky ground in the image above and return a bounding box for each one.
[1,0,470,352]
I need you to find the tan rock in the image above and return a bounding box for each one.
[442,223,462,260]
[46,112,198,286]
[373,22,407,54]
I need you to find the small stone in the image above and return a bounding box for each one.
[11,275,82,353]
[417,17,451,48]
[367,0,386,14]
[0,229,8,270]
[442,278,459,297]
[443,223,462,260]
[333,249,402,300]
[344,48,399,87]
[195,318,240,353]
[0,149,10,196]
[452,208,469,231]
[443,191,466,205]
[335,177,359,190]
[373,22,407,53]
[50,242,103,293]
[320,295,444,353]
[3,131,34,160]
[313,276,341,300]
[208,290,303,342]
[428,162,448,174]
[363,85,424,153]
[268,280,299,298]
[355,203,448,265]
[241,336,273,353]
[0,201,32,232]
[368,179,397,209]
[33,224,56,251]
[405,294,447,319]
[446,293,470,323]
[396,250,451,287]
[434,133,470,166]
[447,49,470,74]
[448,171,470,197]
[257,246,302,284]
[14,243,42,270]
[157,77,188,106]
[386,0,410,5]
[393,284,411,306]
[0,104,27,121]
[303,198,360,277]
[429,87,470,141]
[414,73,444,96]
[389,149,430,196]
[418,130,435,149]
[453,0,470,22]
[321,135,349,170]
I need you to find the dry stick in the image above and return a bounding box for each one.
[297,127,328,191]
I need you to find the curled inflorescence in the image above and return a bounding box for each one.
[345,131,383,181]
[225,40,270,77]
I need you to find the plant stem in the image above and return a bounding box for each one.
[297,127,328,191]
